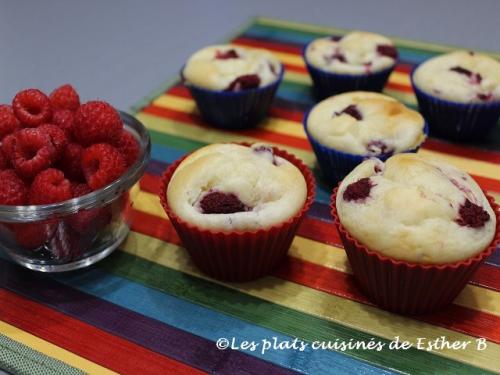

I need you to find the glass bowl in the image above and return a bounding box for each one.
[0,111,151,272]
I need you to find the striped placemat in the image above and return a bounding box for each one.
[1,17,499,375]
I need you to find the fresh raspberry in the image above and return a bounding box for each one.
[0,150,9,170]
[48,222,92,260]
[52,110,75,138]
[215,49,239,59]
[74,101,123,146]
[199,190,249,214]
[343,178,374,202]
[334,105,363,121]
[38,124,68,155]
[12,128,57,179]
[67,206,111,235]
[49,84,80,111]
[71,182,92,198]
[225,74,261,92]
[12,89,52,127]
[0,105,20,140]
[0,169,27,205]
[12,221,57,249]
[81,143,126,190]
[28,168,72,205]
[456,199,490,228]
[58,143,84,181]
[376,45,398,60]
[1,133,17,162]
[114,130,139,168]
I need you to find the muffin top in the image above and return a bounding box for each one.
[336,153,496,264]
[182,45,282,91]
[167,143,307,231]
[413,50,500,103]
[306,92,426,155]
[304,32,398,74]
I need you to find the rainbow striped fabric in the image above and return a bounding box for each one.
[1,17,500,375]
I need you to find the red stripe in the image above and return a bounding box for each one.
[162,85,500,191]
[129,208,500,343]
[143,104,313,151]
[0,289,204,375]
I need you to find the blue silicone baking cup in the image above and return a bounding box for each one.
[410,67,500,141]
[181,66,284,130]
[302,42,396,99]
[303,110,429,185]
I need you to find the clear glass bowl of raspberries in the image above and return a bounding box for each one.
[0,85,151,272]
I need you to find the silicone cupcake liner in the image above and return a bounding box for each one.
[303,110,429,185]
[302,43,395,99]
[411,69,500,141]
[331,188,500,315]
[160,143,315,282]
[182,66,284,130]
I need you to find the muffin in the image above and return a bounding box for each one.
[303,32,398,98]
[181,45,284,129]
[411,50,500,140]
[160,143,315,281]
[331,153,500,314]
[304,91,427,184]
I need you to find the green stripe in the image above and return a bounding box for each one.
[0,334,84,375]
[98,250,492,375]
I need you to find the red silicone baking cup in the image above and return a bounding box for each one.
[160,143,315,282]
[331,187,500,315]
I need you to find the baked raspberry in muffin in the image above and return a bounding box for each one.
[411,50,500,140]
[167,143,307,231]
[161,143,314,281]
[303,32,398,97]
[331,153,499,314]
[183,45,282,91]
[304,91,427,183]
[181,45,284,129]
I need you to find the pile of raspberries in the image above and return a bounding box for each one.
[0,85,139,254]
[0,85,139,206]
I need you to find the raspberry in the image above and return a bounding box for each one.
[38,124,68,155]
[215,49,239,59]
[12,89,52,127]
[52,110,75,138]
[1,133,17,162]
[81,143,126,190]
[28,168,72,205]
[334,105,363,121]
[343,178,373,202]
[450,66,472,78]
[376,45,398,60]
[0,169,27,205]
[58,143,84,181]
[12,221,57,249]
[12,128,57,179]
[114,130,139,168]
[48,222,92,260]
[67,206,110,235]
[199,190,249,214]
[456,199,490,228]
[71,182,92,198]
[74,101,123,146]
[0,105,20,140]
[366,140,394,156]
[49,84,80,111]
[0,150,9,170]
[225,74,261,92]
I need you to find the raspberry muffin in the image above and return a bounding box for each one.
[160,143,315,281]
[182,45,284,129]
[304,91,427,184]
[331,153,499,314]
[303,32,398,98]
[411,50,500,140]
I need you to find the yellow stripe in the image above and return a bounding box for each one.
[149,94,500,183]
[137,112,316,167]
[121,231,500,372]
[133,189,500,316]
[255,17,500,59]
[0,320,116,375]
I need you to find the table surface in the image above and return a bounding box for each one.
[0,0,499,111]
